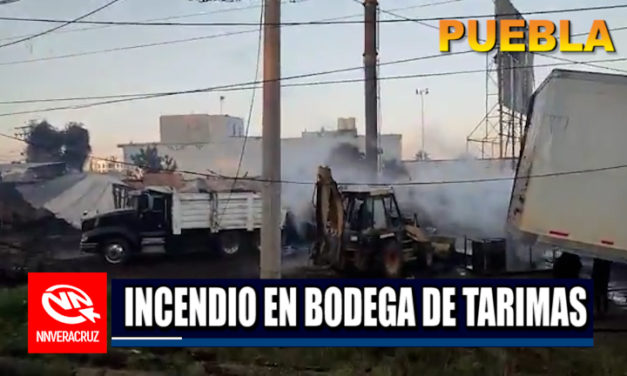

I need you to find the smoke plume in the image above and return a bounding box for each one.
[280,143,515,240]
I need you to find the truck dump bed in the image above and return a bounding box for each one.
[171,191,263,234]
[174,193,213,230]
[215,192,262,231]
[507,69,627,262]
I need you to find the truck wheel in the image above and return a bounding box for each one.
[219,231,242,257]
[380,241,404,278]
[102,238,130,265]
[416,243,434,269]
[251,232,261,253]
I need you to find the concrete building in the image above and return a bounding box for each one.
[118,115,402,181]
[159,114,244,144]
[89,156,124,175]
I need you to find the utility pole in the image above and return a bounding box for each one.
[260,0,281,279]
[416,88,429,158]
[14,124,33,139]
[363,0,378,177]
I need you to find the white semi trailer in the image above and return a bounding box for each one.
[507,69,627,264]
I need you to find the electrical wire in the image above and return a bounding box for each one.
[1,55,626,116]
[219,0,264,220]
[0,23,624,101]
[376,5,439,31]
[0,0,303,42]
[0,0,464,67]
[536,24,627,74]
[0,28,257,66]
[3,130,627,187]
[0,4,625,27]
[0,51,475,105]
[0,0,123,49]
[373,0,627,75]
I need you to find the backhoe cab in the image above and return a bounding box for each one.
[310,166,455,278]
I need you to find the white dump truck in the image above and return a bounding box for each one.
[507,69,627,264]
[80,187,281,264]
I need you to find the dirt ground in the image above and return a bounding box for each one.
[3,241,627,375]
[38,248,312,279]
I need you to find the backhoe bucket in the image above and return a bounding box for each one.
[311,166,344,268]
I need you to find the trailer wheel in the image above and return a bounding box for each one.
[219,231,242,257]
[380,241,404,278]
[553,252,582,278]
[101,238,130,265]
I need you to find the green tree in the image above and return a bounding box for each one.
[130,146,177,177]
[25,120,63,163]
[62,122,91,171]
[25,120,91,172]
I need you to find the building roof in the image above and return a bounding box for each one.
[117,133,402,148]
[0,162,65,170]
[0,162,66,183]
[16,172,127,229]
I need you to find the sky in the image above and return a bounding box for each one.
[0,0,625,162]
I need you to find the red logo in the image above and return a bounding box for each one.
[28,273,107,353]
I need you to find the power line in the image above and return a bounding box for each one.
[278,56,627,86]
[535,26,627,74]
[1,55,626,116]
[0,51,474,105]
[0,4,625,27]
[0,29,256,66]
[0,1,464,67]
[535,53,627,74]
[3,129,627,187]
[0,0,292,42]
[369,0,439,31]
[221,0,264,218]
[0,10,623,98]
[375,0,627,75]
[0,0,122,49]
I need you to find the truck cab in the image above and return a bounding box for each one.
[80,188,173,264]
[133,189,171,235]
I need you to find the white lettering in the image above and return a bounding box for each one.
[398,287,416,327]
[462,287,479,327]
[239,287,256,328]
[569,287,587,327]
[154,286,172,327]
[304,287,323,327]
[442,287,457,327]
[423,287,441,327]
[264,287,279,327]
[344,287,362,327]
[135,287,153,327]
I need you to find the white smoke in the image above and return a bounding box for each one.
[279,148,515,240]
[394,158,515,239]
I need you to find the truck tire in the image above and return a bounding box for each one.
[416,243,434,269]
[251,231,261,253]
[218,231,242,257]
[380,241,404,278]
[101,238,130,265]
